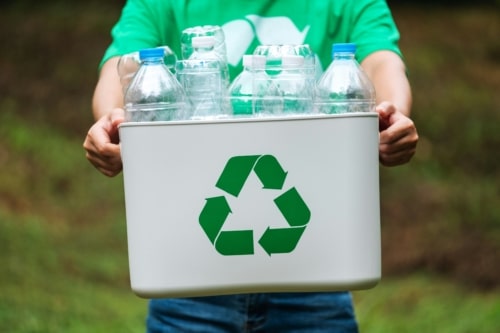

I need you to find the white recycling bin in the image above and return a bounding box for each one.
[119,113,381,298]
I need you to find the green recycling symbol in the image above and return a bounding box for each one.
[199,155,311,256]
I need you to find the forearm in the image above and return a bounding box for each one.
[92,57,124,120]
[361,51,412,116]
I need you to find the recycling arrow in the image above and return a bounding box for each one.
[199,196,231,243]
[253,155,288,190]
[258,226,306,256]
[199,196,254,255]
[215,155,259,197]
[199,154,311,256]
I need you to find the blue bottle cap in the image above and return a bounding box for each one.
[139,48,165,60]
[332,43,356,55]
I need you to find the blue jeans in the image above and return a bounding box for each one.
[147,292,358,332]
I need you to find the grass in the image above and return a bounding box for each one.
[354,274,500,333]
[0,115,147,333]
[0,1,499,332]
[0,208,147,333]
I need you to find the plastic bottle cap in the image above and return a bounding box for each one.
[242,55,266,68]
[192,36,216,48]
[251,55,266,69]
[139,48,165,60]
[332,43,356,55]
[281,55,304,67]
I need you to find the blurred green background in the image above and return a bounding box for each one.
[0,1,499,332]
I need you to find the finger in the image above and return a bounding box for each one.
[379,126,418,159]
[110,107,126,127]
[376,102,396,130]
[95,164,123,177]
[85,150,123,177]
[375,101,395,118]
[98,163,123,177]
[380,148,416,167]
[379,116,416,145]
[379,134,417,166]
[85,146,121,165]
[380,135,417,156]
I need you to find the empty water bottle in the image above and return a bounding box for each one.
[187,35,230,87]
[277,55,313,114]
[180,25,228,67]
[117,46,177,93]
[228,55,266,116]
[124,47,191,122]
[314,43,375,114]
[252,44,316,117]
[176,36,229,119]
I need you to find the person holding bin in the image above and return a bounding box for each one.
[83,1,418,332]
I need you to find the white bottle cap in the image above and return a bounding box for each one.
[281,54,304,68]
[242,55,266,69]
[192,36,216,48]
[252,55,267,69]
[242,55,253,67]
[281,55,304,68]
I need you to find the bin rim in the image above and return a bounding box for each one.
[118,112,378,128]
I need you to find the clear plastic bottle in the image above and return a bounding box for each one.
[189,36,230,87]
[174,36,230,119]
[117,46,177,94]
[278,55,313,114]
[228,55,266,116]
[252,45,317,117]
[314,43,375,114]
[124,48,191,122]
[180,25,228,68]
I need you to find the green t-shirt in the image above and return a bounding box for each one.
[102,0,402,80]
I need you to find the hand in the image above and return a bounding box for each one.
[376,102,418,167]
[83,108,125,177]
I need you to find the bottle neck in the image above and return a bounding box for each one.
[141,57,164,65]
[193,46,215,54]
[333,52,355,61]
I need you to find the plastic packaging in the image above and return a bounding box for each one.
[181,27,230,87]
[252,44,316,116]
[277,55,314,114]
[180,25,228,64]
[175,36,229,119]
[228,55,266,116]
[124,48,191,122]
[314,43,375,114]
[117,46,177,93]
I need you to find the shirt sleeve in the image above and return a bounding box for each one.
[349,0,402,62]
[99,0,172,69]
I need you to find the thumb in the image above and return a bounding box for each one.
[107,108,125,144]
[376,102,396,131]
[110,107,126,128]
